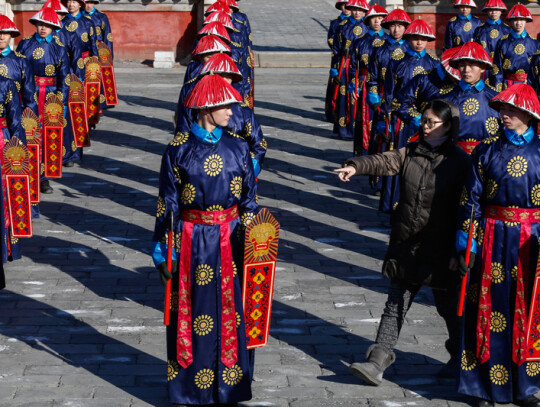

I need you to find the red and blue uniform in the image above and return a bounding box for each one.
[0,46,38,116]
[444,13,482,49]
[473,18,512,59]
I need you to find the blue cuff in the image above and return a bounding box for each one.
[410,114,421,131]
[330,68,339,78]
[376,121,390,134]
[456,230,478,254]
[367,92,381,107]
[151,241,178,267]
[251,157,261,177]
[348,82,359,94]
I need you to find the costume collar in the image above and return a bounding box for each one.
[511,29,527,39]
[191,122,223,144]
[458,79,485,92]
[504,125,534,146]
[458,13,472,21]
[487,18,502,25]
[0,46,11,57]
[437,64,446,80]
[72,11,82,20]
[368,28,384,37]
[35,33,53,43]
[349,16,363,23]
[388,37,405,45]
[87,7,96,16]
[406,46,426,58]
[339,13,349,21]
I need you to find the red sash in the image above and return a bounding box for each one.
[34,76,56,119]
[177,205,239,369]
[0,117,7,129]
[456,140,481,155]
[477,205,540,366]
[360,68,370,151]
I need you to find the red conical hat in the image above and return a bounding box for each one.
[382,8,412,28]
[489,84,540,120]
[441,46,462,80]
[345,0,369,12]
[335,0,348,9]
[197,22,231,44]
[365,5,388,19]
[192,35,231,58]
[453,0,478,8]
[403,19,436,41]
[482,0,507,11]
[0,15,20,37]
[205,1,232,16]
[185,74,242,109]
[506,4,532,21]
[223,0,239,11]
[44,0,68,15]
[30,7,62,30]
[203,11,235,31]
[199,53,243,83]
[449,41,493,68]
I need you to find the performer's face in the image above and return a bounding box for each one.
[85,3,95,12]
[408,36,427,52]
[388,23,406,40]
[421,109,449,139]
[66,0,81,14]
[220,74,234,84]
[0,33,11,50]
[511,18,526,34]
[208,105,233,127]
[500,106,531,131]
[36,24,53,38]
[458,6,472,17]
[367,16,384,31]
[458,61,485,84]
[487,9,502,21]
[350,9,364,21]
[341,4,351,15]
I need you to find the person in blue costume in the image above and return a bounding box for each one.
[456,83,540,407]
[0,16,38,116]
[187,22,231,85]
[325,0,350,123]
[446,41,500,155]
[473,0,511,60]
[0,74,26,290]
[348,5,388,155]
[380,19,439,213]
[445,0,482,50]
[84,0,114,111]
[17,7,70,195]
[152,73,258,406]
[331,0,369,140]
[175,53,266,178]
[490,4,540,91]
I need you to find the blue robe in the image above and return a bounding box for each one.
[184,61,203,85]
[490,30,540,91]
[380,47,439,213]
[332,17,367,139]
[152,125,258,405]
[444,13,482,50]
[473,19,512,60]
[457,128,540,403]
[528,54,540,97]
[0,47,38,116]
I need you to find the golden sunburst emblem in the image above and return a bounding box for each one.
[181,183,196,205]
[460,187,468,206]
[230,176,242,198]
[222,365,243,386]
[156,196,165,218]
[454,37,461,45]
[461,350,477,371]
[463,22,472,32]
[532,184,540,206]
[503,59,511,70]
[391,48,404,61]
[486,178,498,199]
[96,26,102,36]
[204,154,223,177]
[171,132,189,146]
[373,38,384,47]
[485,117,499,135]
[32,47,44,60]
[339,116,346,127]
[194,369,214,389]
[207,204,224,212]
[490,364,509,386]
[167,360,180,381]
[195,264,214,285]
[107,33,113,42]
[0,64,8,78]
[507,156,528,177]
[515,44,526,55]
[489,29,499,39]
[353,26,362,36]
[527,362,540,377]
[491,262,505,284]
[193,314,214,336]
[67,21,78,32]
[81,32,89,43]
[490,311,507,332]
[462,98,479,116]
[412,66,426,77]
[45,64,55,77]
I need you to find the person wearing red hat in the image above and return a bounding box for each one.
[490,4,540,91]
[152,73,258,405]
[445,42,500,155]
[380,19,439,213]
[331,0,369,140]
[17,7,71,194]
[473,0,511,59]
[444,0,482,50]
[457,83,540,407]
[175,54,265,177]
[0,16,38,117]
[348,5,389,153]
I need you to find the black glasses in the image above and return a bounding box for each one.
[420,118,445,129]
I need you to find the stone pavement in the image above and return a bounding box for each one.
[0,64,493,407]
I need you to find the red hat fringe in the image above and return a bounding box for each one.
[192,35,231,58]
[489,84,540,120]
[203,11,235,31]
[441,46,462,80]
[382,9,412,27]
[200,53,243,82]
[365,5,389,19]
[404,19,436,41]
[345,0,369,12]
[482,0,507,11]
[0,15,20,37]
[449,41,493,68]
[197,22,231,44]
[44,0,69,14]
[185,74,243,109]
[507,4,533,21]
[30,7,62,30]
[205,1,232,16]
[453,0,478,8]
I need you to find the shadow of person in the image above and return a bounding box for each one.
[0,290,169,406]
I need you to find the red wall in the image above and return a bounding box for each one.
[13,9,200,61]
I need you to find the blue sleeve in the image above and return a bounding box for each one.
[251,157,260,177]
[456,230,478,254]
[151,241,178,267]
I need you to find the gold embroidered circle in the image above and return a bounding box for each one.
[515,44,526,55]
[491,262,505,284]
[45,64,55,76]
[489,29,499,39]
[181,183,196,205]
[195,264,214,285]
[507,156,528,177]
[461,350,477,371]
[230,176,242,198]
[463,22,472,32]
[167,360,180,381]
[485,117,499,135]
[527,362,540,376]
[194,368,214,389]
[222,365,243,386]
[462,98,479,116]
[204,154,223,177]
[391,48,405,61]
[193,314,214,335]
[489,364,509,386]
[486,179,498,199]
[32,47,44,60]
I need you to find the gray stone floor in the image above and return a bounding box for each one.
[0,65,494,406]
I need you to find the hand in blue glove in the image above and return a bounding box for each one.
[329,68,339,78]
[367,92,381,109]
[410,115,421,132]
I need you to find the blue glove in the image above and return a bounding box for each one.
[348,82,359,94]
[410,115,421,132]
[375,121,387,135]
[367,92,381,108]
[329,68,339,78]
[251,157,261,177]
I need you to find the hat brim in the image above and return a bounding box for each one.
[197,32,231,44]
[489,99,540,121]
[381,20,411,28]
[200,70,243,83]
[335,1,348,9]
[345,5,369,11]
[193,48,232,58]
[365,13,388,19]
[482,6,507,11]
[449,57,493,69]
[453,4,477,8]
[189,100,241,110]
[506,15,533,22]
[0,29,20,37]
[403,33,436,41]
[30,17,62,30]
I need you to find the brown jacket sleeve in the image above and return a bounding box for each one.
[343,147,407,177]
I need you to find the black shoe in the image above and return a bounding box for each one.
[516,395,540,407]
[475,398,495,407]
[63,161,74,167]
[40,180,53,194]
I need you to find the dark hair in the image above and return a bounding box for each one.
[421,99,460,141]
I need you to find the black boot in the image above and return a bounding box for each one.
[63,161,74,167]
[516,395,540,407]
[475,398,495,407]
[349,344,396,386]
[40,180,53,194]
